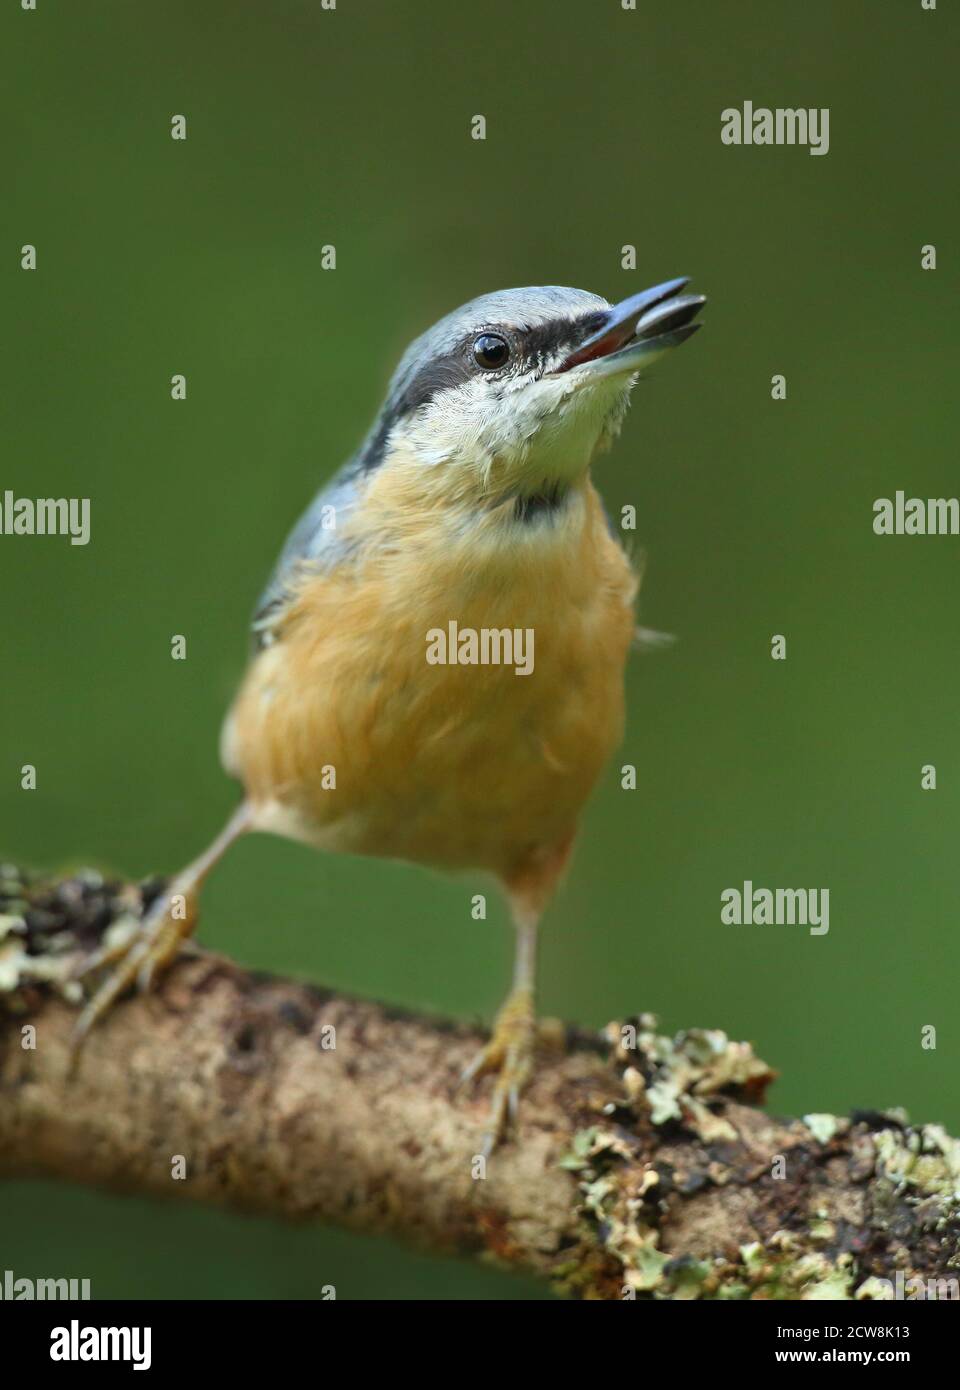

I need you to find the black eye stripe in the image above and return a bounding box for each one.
[521,311,607,362]
[367,309,609,458]
[356,357,474,468]
[392,355,474,416]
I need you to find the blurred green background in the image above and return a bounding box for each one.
[3,0,957,1299]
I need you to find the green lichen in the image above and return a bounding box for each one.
[0,865,140,1008]
[803,1113,844,1145]
[559,1123,864,1298]
[557,1015,960,1300]
[604,1015,775,1144]
[872,1123,960,1203]
[561,1108,960,1299]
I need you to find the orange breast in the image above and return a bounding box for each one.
[222,478,637,878]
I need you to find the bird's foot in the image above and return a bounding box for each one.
[459,986,536,1158]
[70,880,199,1060]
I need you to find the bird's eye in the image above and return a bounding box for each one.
[472,333,510,370]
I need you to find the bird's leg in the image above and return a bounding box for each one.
[460,911,539,1158]
[70,802,251,1056]
[459,837,573,1156]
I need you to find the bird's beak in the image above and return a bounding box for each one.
[557,277,705,379]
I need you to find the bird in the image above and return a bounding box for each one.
[72,277,705,1154]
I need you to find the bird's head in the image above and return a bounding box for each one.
[360,280,705,509]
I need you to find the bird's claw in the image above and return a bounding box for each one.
[458,986,536,1156]
[69,884,198,1061]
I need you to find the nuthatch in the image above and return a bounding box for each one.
[73,278,705,1153]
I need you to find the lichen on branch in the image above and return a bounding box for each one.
[1,866,958,1300]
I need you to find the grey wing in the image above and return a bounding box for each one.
[251,458,365,650]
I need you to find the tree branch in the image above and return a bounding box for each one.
[1,866,958,1299]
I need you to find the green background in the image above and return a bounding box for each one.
[3,0,956,1299]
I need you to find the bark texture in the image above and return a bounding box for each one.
[1,865,958,1300]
